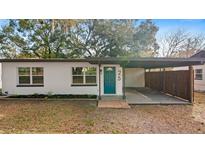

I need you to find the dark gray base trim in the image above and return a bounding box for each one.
[17,85,44,87]
[71,84,97,86]
[0,98,98,103]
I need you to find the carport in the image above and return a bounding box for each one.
[121,58,205,104]
[90,57,205,105]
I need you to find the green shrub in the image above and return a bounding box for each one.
[9,94,97,99]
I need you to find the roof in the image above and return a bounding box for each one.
[191,50,205,58]
[0,57,204,68]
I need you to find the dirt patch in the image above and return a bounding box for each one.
[0,93,205,133]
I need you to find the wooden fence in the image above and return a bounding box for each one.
[145,68,194,102]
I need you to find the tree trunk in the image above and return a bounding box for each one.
[51,19,55,33]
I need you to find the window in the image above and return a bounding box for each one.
[32,67,44,84]
[72,67,84,84]
[18,67,30,84]
[85,67,97,84]
[195,69,203,80]
[18,67,44,86]
[72,67,97,85]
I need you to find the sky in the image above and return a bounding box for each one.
[0,19,205,38]
[153,19,205,37]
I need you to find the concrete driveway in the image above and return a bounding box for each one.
[126,87,189,105]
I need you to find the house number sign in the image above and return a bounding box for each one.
[118,69,121,81]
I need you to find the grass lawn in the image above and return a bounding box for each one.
[0,93,205,133]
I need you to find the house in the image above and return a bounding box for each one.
[190,50,205,91]
[0,57,204,104]
[174,50,205,91]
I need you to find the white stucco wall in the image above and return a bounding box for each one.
[174,65,205,91]
[125,68,145,87]
[100,64,123,96]
[193,65,205,91]
[2,62,99,95]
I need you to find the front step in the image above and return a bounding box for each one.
[100,95,123,101]
[98,100,130,109]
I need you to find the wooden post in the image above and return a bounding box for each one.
[122,67,126,100]
[148,69,151,88]
[145,69,147,87]
[163,68,166,92]
[98,64,101,100]
[160,68,162,91]
[189,66,194,103]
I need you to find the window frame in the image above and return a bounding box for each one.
[72,67,84,84]
[32,67,44,85]
[18,67,31,85]
[195,69,203,80]
[72,67,97,85]
[17,67,44,86]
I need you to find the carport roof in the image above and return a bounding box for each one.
[89,57,205,68]
[0,57,204,68]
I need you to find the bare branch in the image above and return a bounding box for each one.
[158,29,205,57]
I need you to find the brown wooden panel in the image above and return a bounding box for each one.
[145,70,193,102]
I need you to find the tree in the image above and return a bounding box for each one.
[66,19,134,57]
[0,19,159,58]
[51,19,77,33]
[0,22,27,58]
[129,19,159,57]
[158,29,205,57]
[0,19,77,58]
[64,19,159,57]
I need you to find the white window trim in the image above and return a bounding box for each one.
[72,67,97,85]
[195,69,203,80]
[18,67,44,85]
[18,67,31,85]
[32,68,44,85]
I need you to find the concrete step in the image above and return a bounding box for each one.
[100,96,123,101]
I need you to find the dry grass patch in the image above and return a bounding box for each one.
[0,93,205,133]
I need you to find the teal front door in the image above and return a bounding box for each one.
[104,67,116,94]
